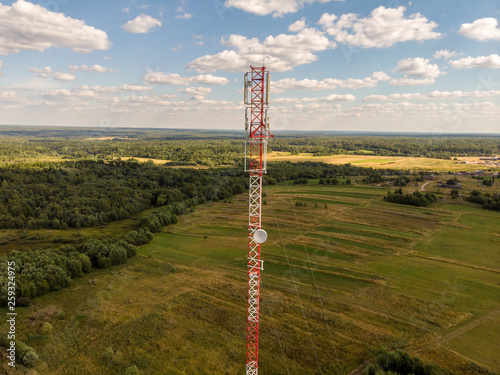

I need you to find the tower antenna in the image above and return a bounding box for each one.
[243,65,273,375]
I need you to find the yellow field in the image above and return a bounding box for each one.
[112,156,171,164]
[267,152,499,172]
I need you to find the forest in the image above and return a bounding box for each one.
[1,126,499,166]
[0,159,414,231]
[0,160,246,230]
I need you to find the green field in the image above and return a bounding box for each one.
[3,182,500,374]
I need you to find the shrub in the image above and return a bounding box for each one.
[124,365,141,375]
[97,257,112,269]
[102,346,114,360]
[40,322,53,335]
[17,341,39,368]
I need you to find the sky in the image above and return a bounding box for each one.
[0,0,499,133]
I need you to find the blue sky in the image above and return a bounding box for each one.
[0,0,499,132]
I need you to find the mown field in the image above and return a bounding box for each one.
[3,180,499,375]
[267,152,499,172]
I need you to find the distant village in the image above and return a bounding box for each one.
[422,168,498,190]
[455,155,500,168]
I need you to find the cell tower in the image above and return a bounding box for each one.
[243,66,272,375]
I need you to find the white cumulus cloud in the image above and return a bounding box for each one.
[288,18,306,32]
[394,57,442,79]
[52,72,76,82]
[122,15,162,33]
[275,93,355,103]
[187,28,334,72]
[433,49,457,59]
[28,66,76,81]
[69,64,117,73]
[458,18,500,41]
[143,71,230,86]
[389,78,435,86]
[0,0,111,55]
[119,84,153,92]
[178,87,212,100]
[272,71,389,92]
[225,0,337,18]
[363,90,500,102]
[318,6,441,48]
[449,54,500,69]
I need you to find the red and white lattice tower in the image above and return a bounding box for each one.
[244,66,272,375]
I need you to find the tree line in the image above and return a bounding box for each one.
[384,188,438,207]
[1,134,499,166]
[0,160,247,230]
[0,238,136,307]
[467,190,500,211]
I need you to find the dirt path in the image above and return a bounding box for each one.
[419,181,430,191]
[348,308,500,375]
[409,308,500,354]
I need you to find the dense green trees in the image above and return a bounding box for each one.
[267,161,410,183]
[1,128,499,166]
[384,189,437,207]
[467,190,500,211]
[0,238,140,307]
[367,349,442,375]
[270,136,499,159]
[0,160,247,230]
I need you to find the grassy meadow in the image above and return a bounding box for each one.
[3,177,499,375]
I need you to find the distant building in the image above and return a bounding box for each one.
[424,174,436,180]
[474,170,485,175]
[480,156,500,161]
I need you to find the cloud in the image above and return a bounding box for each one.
[28,66,76,81]
[433,49,457,59]
[179,87,212,96]
[119,84,153,92]
[0,0,111,55]
[69,64,117,73]
[458,18,500,41]
[272,71,389,92]
[0,60,3,69]
[187,28,334,72]
[143,71,230,85]
[122,14,162,33]
[449,54,500,69]
[122,7,129,13]
[52,72,76,82]
[178,86,212,100]
[28,66,52,74]
[275,94,355,103]
[192,35,203,46]
[363,90,500,102]
[318,6,441,48]
[394,57,442,79]
[42,85,153,101]
[176,13,192,19]
[389,78,435,86]
[225,0,338,18]
[288,18,306,32]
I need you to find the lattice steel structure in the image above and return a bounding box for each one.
[244,66,272,375]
